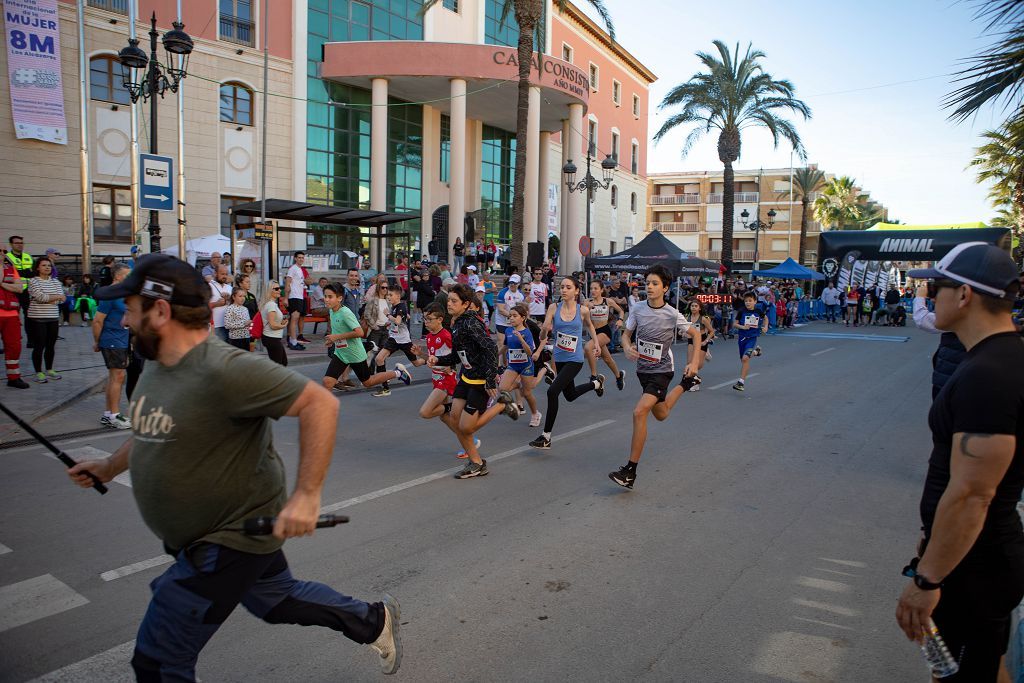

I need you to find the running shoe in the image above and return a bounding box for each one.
[608,465,636,489]
[373,387,391,397]
[7,378,29,389]
[753,346,762,357]
[594,373,606,398]
[529,411,542,428]
[543,362,555,385]
[454,459,488,479]
[456,437,481,459]
[288,342,306,351]
[370,593,402,675]
[394,363,412,386]
[34,372,47,383]
[503,401,520,421]
[706,350,713,360]
[338,379,357,390]
[732,381,745,392]
[689,384,701,392]
[46,370,61,380]
[498,390,515,405]
[529,434,551,450]
[615,370,625,391]
[298,335,311,343]
[101,413,131,430]
[680,374,702,391]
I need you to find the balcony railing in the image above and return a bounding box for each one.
[803,250,818,263]
[649,222,700,233]
[704,250,757,261]
[220,14,255,47]
[87,0,128,13]
[651,193,701,205]
[707,192,760,203]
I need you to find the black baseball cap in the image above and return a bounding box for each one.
[94,254,211,307]
[908,242,1018,299]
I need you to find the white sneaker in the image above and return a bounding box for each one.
[101,413,131,430]
[529,411,542,428]
[370,593,402,675]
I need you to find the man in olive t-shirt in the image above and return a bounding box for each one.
[67,255,402,679]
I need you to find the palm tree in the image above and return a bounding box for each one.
[813,176,866,231]
[653,41,810,272]
[969,119,1024,237]
[421,0,614,269]
[945,0,1024,123]
[781,167,826,265]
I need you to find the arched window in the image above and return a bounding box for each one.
[630,192,637,213]
[89,56,131,105]
[220,82,253,126]
[610,184,618,208]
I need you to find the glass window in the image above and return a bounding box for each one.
[631,143,639,175]
[632,93,640,117]
[220,196,254,237]
[588,119,597,157]
[480,125,516,244]
[439,113,451,183]
[630,192,637,213]
[220,0,255,47]
[442,0,458,11]
[612,80,621,106]
[562,43,573,63]
[89,56,131,105]
[610,185,618,208]
[589,63,598,91]
[92,185,132,243]
[610,131,619,161]
[220,83,254,126]
[484,0,518,46]
[87,0,128,15]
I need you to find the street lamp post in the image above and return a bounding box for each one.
[562,148,616,271]
[118,13,193,254]
[740,208,776,272]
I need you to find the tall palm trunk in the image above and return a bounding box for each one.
[510,0,542,270]
[798,195,810,266]
[718,126,740,273]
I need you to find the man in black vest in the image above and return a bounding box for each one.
[896,243,1024,681]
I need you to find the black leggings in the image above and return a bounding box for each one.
[262,335,288,366]
[27,318,58,373]
[543,360,595,432]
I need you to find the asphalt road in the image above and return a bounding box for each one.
[0,322,937,682]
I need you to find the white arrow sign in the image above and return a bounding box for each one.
[144,194,169,202]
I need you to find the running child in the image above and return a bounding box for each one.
[528,277,604,450]
[526,267,549,322]
[608,265,702,489]
[321,285,411,391]
[502,303,542,427]
[373,286,419,397]
[584,279,626,391]
[685,299,715,388]
[732,291,767,392]
[415,303,460,430]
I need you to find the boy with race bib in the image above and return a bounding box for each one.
[732,291,767,392]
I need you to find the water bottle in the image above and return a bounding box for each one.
[921,619,959,678]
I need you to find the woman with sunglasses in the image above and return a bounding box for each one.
[260,281,289,365]
[239,259,260,302]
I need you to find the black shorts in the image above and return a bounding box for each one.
[325,356,372,383]
[930,548,1024,681]
[637,372,673,403]
[100,347,130,370]
[383,338,417,360]
[288,298,306,316]
[453,378,489,415]
[495,324,508,336]
[594,325,612,339]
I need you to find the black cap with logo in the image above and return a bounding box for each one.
[94,254,211,307]
[908,242,1019,299]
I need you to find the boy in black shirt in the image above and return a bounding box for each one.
[896,243,1024,681]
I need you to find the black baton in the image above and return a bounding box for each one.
[243,514,349,535]
[0,401,108,494]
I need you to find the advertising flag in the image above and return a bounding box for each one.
[4,0,67,144]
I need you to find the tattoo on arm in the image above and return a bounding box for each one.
[960,433,996,459]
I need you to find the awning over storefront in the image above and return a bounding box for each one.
[321,41,590,131]
[228,199,418,229]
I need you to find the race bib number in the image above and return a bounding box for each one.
[555,332,579,353]
[457,350,472,369]
[743,314,759,327]
[637,338,663,363]
[508,348,529,364]
[334,338,348,349]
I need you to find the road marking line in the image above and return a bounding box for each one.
[102,419,618,580]
[812,567,856,577]
[791,598,859,617]
[810,347,836,356]
[322,419,616,513]
[100,556,173,582]
[4,431,128,455]
[0,542,11,555]
[708,374,759,390]
[820,557,867,568]
[0,574,90,633]
[28,639,136,682]
[782,332,908,343]
[64,446,132,487]
[796,576,851,593]
[792,616,854,631]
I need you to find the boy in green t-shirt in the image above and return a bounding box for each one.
[322,285,411,391]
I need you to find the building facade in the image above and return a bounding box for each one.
[647,166,881,272]
[0,0,298,263]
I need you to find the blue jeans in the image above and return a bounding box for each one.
[212,327,228,342]
[825,303,839,322]
[132,543,382,681]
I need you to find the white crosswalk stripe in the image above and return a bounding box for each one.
[0,542,11,555]
[64,446,132,487]
[0,574,89,633]
[28,640,136,682]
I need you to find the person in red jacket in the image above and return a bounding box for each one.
[0,256,27,388]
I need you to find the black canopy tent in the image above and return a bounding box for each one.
[228,199,421,277]
[583,230,719,276]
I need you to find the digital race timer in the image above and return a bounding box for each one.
[695,294,732,304]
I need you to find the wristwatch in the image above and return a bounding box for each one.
[901,558,943,590]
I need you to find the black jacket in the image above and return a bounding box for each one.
[435,313,500,388]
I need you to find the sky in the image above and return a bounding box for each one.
[580,0,1007,224]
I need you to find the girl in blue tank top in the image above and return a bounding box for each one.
[528,277,605,450]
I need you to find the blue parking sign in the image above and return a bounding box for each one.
[139,154,174,211]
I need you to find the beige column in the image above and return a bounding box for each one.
[566,103,584,271]
[370,78,388,270]
[523,86,541,263]
[448,78,467,261]
[560,118,570,260]
[537,130,551,244]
